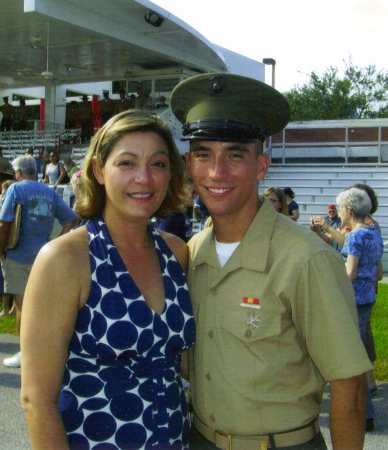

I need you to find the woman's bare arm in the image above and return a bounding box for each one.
[21,227,90,450]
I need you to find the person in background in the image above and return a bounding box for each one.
[193,195,209,230]
[0,179,15,318]
[263,186,288,216]
[171,72,371,450]
[18,99,28,131]
[100,89,115,126]
[40,150,50,179]
[20,110,195,449]
[283,187,299,220]
[69,170,83,212]
[25,148,40,179]
[64,158,79,182]
[0,97,14,132]
[155,180,194,242]
[353,183,382,398]
[0,155,78,368]
[65,101,78,130]
[337,187,383,432]
[42,152,68,189]
[77,95,95,143]
[114,89,131,115]
[310,204,343,252]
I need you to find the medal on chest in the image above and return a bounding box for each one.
[241,297,261,329]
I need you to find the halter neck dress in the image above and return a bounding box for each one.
[58,216,195,449]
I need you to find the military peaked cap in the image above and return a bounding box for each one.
[171,73,290,142]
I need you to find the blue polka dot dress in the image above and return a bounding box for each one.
[58,216,195,449]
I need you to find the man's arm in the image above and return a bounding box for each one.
[330,374,367,449]
[0,221,10,260]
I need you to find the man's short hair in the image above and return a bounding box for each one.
[12,155,37,176]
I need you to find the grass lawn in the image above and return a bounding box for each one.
[0,314,17,336]
[372,283,388,381]
[0,285,387,380]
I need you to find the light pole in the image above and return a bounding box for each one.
[263,58,276,88]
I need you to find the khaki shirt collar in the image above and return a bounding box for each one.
[191,196,278,277]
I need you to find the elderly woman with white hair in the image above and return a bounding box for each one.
[337,187,383,431]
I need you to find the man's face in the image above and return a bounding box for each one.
[186,140,269,221]
[327,208,337,219]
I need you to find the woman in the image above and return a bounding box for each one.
[64,158,80,182]
[263,187,288,216]
[283,187,299,221]
[337,188,383,431]
[21,110,195,449]
[42,151,68,189]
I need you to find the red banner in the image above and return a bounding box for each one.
[40,99,45,130]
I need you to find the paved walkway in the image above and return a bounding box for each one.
[0,333,387,449]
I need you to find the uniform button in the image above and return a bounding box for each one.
[212,288,218,296]
[245,329,252,338]
[208,330,214,338]
[210,414,216,422]
[206,373,211,381]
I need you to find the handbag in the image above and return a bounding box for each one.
[5,203,21,250]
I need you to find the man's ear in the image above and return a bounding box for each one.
[185,152,192,177]
[92,156,105,185]
[256,153,270,181]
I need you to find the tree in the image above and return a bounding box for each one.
[283,59,388,122]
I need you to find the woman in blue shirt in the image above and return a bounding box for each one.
[338,187,383,431]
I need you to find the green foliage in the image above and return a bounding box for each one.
[283,59,388,122]
[373,284,388,381]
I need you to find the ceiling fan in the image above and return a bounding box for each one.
[16,46,41,78]
[41,21,53,80]
[83,37,98,71]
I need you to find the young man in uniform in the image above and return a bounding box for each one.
[171,73,372,449]
[100,89,115,125]
[0,97,14,132]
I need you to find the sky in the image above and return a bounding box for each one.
[152,0,388,93]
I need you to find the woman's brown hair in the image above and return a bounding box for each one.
[76,110,189,221]
[263,186,289,216]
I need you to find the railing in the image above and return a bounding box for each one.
[265,124,388,165]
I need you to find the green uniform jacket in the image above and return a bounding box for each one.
[187,196,372,436]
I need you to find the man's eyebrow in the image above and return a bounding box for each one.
[191,144,250,152]
[225,144,250,153]
[191,144,211,152]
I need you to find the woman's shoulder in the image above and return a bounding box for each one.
[35,225,89,271]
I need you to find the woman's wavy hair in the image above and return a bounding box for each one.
[263,187,288,216]
[76,110,189,221]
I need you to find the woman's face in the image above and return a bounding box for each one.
[267,192,282,212]
[94,131,171,223]
[338,205,351,227]
[50,153,59,164]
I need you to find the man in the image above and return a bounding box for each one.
[77,95,95,143]
[100,89,115,125]
[171,73,372,449]
[310,204,343,252]
[0,155,78,368]
[40,149,50,179]
[0,96,14,132]
[114,89,131,115]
